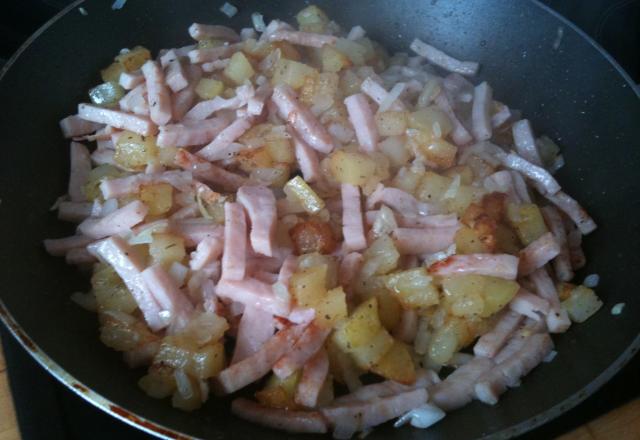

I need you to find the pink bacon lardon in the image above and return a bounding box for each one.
[518,232,561,275]
[271,84,334,154]
[474,310,524,358]
[196,117,254,161]
[541,206,573,282]
[529,268,571,333]
[88,236,166,331]
[164,53,189,93]
[434,92,473,146]
[360,77,406,111]
[410,39,479,76]
[273,323,330,379]
[68,142,91,202]
[216,278,290,317]
[321,388,428,439]
[119,84,149,116]
[392,226,458,255]
[509,288,551,321]
[511,119,543,166]
[294,349,330,408]
[141,264,194,333]
[77,201,148,239]
[78,104,156,136]
[428,253,519,280]
[231,398,328,434]
[268,30,337,48]
[430,356,494,411]
[189,236,223,271]
[471,82,493,141]
[341,184,367,252]
[231,306,275,364]
[59,115,103,138]
[175,149,247,192]
[546,190,597,235]
[141,60,172,126]
[237,185,277,257]
[367,184,432,216]
[344,93,378,152]
[172,65,202,121]
[157,115,232,148]
[221,202,247,280]
[291,130,320,183]
[215,324,306,394]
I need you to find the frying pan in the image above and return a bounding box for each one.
[0,0,638,438]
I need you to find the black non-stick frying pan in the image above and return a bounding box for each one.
[0,0,639,438]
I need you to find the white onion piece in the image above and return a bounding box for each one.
[394,403,446,429]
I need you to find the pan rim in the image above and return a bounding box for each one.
[0,0,638,439]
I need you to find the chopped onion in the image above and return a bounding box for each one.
[168,262,189,287]
[70,291,97,312]
[78,7,88,15]
[111,0,127,10]
[251,12,266,32]
[583,273,600,288]
[372,205,398,238]
[174,369,195,400]
[394,403,446,429]
[378,82,406,113]
[611,303,626,316]
[543,350,558,363]
[220,2,238,18]
[129,220,169,244]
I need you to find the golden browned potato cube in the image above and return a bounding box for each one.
[224,52,255,85]
[115,46,152,72]
[416,171,452,203]
[444,165,474,185]
[114,131,158,170]
[256,371,302,409]
[375,111,409,137]
[100,62,125,83]
[383,268,440,310]
[375,289,402,332]
[314,286,348,329]
[290,265,328,308]
[237,146,274,173]
[138,363,176,399]
[333,297,383,349]
[321,46,352,73]
[371,340,416,384]
[349,328,395,369]
[494,223,522,254]
[420,138,458,169]
[296,5,329,33]
[149,233,186,267]
[408,107,453,139]
[506,203,549,245]
[455,225,492,254]
[361,235,400,278]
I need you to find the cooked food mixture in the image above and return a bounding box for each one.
[44,5,602,438]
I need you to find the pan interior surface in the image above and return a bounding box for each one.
[0,1,638,439]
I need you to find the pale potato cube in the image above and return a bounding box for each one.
[427,317,470,365]
[375,111,408,137]
[139,183,173,216]
[101,62,125,83]
[444,184,476,215]
[327,150,377,186]
[455,225,492,254]
[375,289,402,332]
[195,78,224,99]
[149,233,186,267]
[138,364,176,399]
[444,165,474,185]
[265,138,295,164]
[349,328,394,369]
[361,235,400,278]
[506,203,549,246]
[224,52,255,85]
[284,176,325,214]
[333,297,383,349]
[91,263,137,313]
[379,136,411,168]
[371,340,416,384]
[383,268,439,310]
[114,131,158,170]
[272,58,318,90]
[237,146,273,173]
[408,107,453,139]
[290,265,328,308]
[314,286,348,329]
[416,171,452,203]
[562,285,603,323]
[83,164,125,201]
[392,166,423,194]
[442,275,519,318]
[321,45,351,73]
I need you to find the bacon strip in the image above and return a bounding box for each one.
[271,84,334,154]
[545,190,597,235]
[344,93,378,152]
[231,398,327,434]
[295,349,330,408]
[217,277,290,317]
[88,237,166,331]
[499,152,561,195]
[428,254,519,280]
[141,264,194,331]
[215,324,305,394]
[60,115,103,138]
[518,232,561,275]
[541,206,573,281]
[197,117,253,161]
[119,83,149,115]
[77,201,148,239]
[410,39,479,76]
[221,202,247,280]
[231,306,275,364]
[68,142,91,202]
[175,150,247,191]
[78,104,156,136]
[273,324,330,378]
[341,184,366,252]
[509,289,551,321]
[141,60,172,126]
[392,227,458,255]
[237,185,277,257]
[360,77,406,111]
[474,310,524,358]
[471,82,493,141]
[430,357,494,411]
[188,23,240,42]
[268,30,337,47]
[512,120,543,166]
[291,130,320,183]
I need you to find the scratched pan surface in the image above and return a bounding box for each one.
[0,0,639,438]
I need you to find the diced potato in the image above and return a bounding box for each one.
[375,289,402,332]
[296,5,329,33]
[272,58,318,90]
[149,233,186,267]
[495,223,522,254]
[91,263,137,313]
[157,145,178,166]
[195,78,224,99]
[180,312,229,346]
[116,46,152,72]
[89,82,125,107]
[415,135,458,169]
[375,111,409,137]
[314,286,348,329]
[349,328,395,369]
[300,72,340,113]
[361,235,400,278]
[371,340,416,384]
[392,166,423,194]
[416,171,452,203]
[455,225,492,254]
[155,336,225,379]
[114,131,158,170]
[335,38,369,66]
[427,317,470,365]
[284,176,325,214]
[99,311,155,351]
[379,136,411,168]
[265,138,295,164]
[289,220,337,255]
[442,275,519,318]
[333,297,383,349]
[139,183,173,217]
[445,184,476,215]
[224,52,255,85]
[290,265,328,308]
[408,107,453,139]
[242,38,273,61]
[416,79,442,109]
[557,282,576,301]
[444,165,473,185]
[101,62,125,83]
[327,150,377,187]
[339,69,362,96]
[327,338,363,387]
[138,363,176,399]
[272,41,303,61]
[250,165,291,188]
[237,146,274,173]
[255,371,301,409]
[321,45,351,72]
[383,268,439,310]
[562,285,603,323]
[83,164,125,201]
[506,203,549,245]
